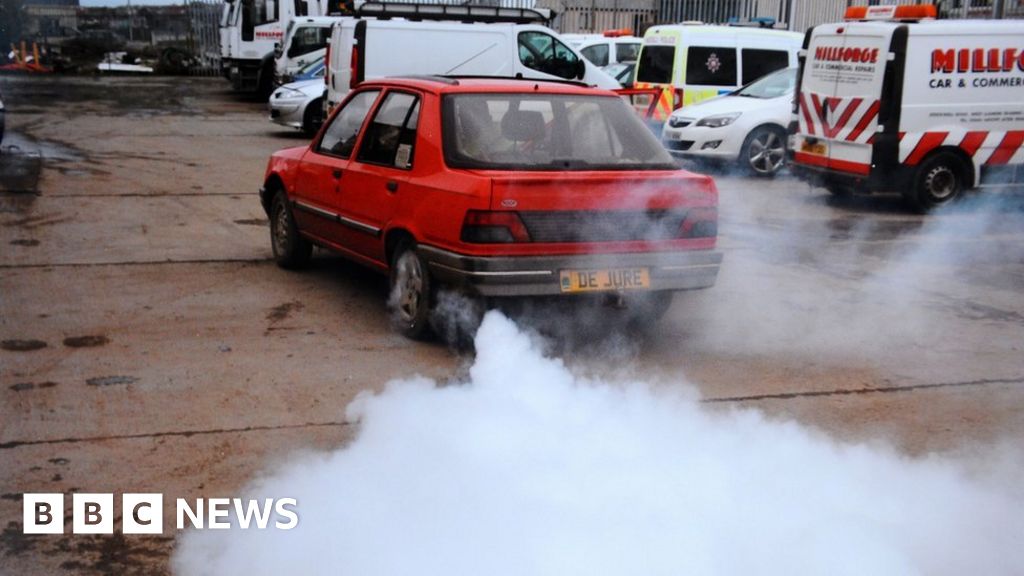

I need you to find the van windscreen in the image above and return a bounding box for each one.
[636,46,675,84]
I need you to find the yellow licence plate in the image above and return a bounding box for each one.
[801,140,827,155]
[559,268,651,293]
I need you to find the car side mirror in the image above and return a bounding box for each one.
[574,58,585,80]
[274,42,282,58]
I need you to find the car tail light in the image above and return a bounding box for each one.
[678,207,717,238]
[349,44,359,89]
[672,88,684,110]
[461,211,531,243]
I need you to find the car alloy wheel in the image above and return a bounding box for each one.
[746,127,785,176]
[389,242,432,339]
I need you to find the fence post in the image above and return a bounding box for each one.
[993,0,1005,19]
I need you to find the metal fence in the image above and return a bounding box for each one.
[187,0,221,75]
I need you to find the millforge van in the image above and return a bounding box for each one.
[790,5,1024,210]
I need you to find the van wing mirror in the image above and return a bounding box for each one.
[575,57,585,80]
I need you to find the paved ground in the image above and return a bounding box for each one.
[1,75,1023,574]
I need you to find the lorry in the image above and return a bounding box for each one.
[220,0,332,95]
[789,5,1024,211]
[324,3,619,112]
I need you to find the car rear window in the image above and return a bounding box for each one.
[636,45,674,84]
[443,93,676,171]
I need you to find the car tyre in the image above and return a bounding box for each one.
[905,151,966,212]
[742,125,787,177]
[269,190,312,269]
[302,97,324,136]
[389,240,433,340]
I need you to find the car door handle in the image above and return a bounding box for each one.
[332,169,342,180]
[386,181,398,193]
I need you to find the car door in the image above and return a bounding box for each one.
[335,89,422,264]
[292,88,381,249]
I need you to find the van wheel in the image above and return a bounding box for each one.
[742,126,786,177]
[302,98,324,136]
[389,240,433,340]
[907,152,966,212]
[269,190,312,269]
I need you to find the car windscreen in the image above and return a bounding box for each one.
[636,45,674,84]
[443,93,676,171]
[736,67,796,99]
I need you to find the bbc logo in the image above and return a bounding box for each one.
[23,493,163,535]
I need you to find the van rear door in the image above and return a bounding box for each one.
[795,23,889,176]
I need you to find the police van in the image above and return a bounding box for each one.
[633,23,802,123]
[790,5,1024,210]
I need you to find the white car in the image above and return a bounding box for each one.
[661,67,796,176]
[268,78,325,136]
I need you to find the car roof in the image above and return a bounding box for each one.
[359,76,617,97]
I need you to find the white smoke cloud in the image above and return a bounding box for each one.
[173,312,1024,576]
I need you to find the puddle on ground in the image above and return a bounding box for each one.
[85,375,138,387]
[63,335,110,348]
[0,339,48,352]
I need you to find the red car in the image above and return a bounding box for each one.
[260,76,721,338]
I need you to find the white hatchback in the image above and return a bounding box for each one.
[661,67,796,176]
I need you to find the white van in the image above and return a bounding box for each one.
[275,16,344,84]
[789,5,1024,210]
[633,24,802,122]
[325,8,619,111]
[578,30,642,66]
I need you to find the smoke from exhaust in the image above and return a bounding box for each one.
[173,312,1024,575]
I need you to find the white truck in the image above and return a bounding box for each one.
[220,0,332,95]
[790,4,1024,211]
[274,15,342,84]
[324,3,619,112]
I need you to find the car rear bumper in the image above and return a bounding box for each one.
[419,245,723,297]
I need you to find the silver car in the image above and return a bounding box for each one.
[268,60,326,135]
[269,78,325,135]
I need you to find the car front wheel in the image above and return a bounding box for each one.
[389,241,433,339]
[269,190,312,269]
[743,126,786,177]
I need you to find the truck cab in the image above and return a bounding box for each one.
[220,0,329,95]
[275,16,343,85]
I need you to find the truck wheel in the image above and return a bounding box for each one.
[302,98,324,136]
[389,240,433,339]
[269,190,312,269]
[907,152,966,212]
[742,126,786,177]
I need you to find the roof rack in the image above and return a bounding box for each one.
[439,74,591,88]
[353,1,553,24]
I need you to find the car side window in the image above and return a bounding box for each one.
[616,42,640,63]
[356,91,420,169]
[518,31,581,80]
[318,89,380,158]
[581,44,609,67]
[741,48,789,85]
[685,46,738,87]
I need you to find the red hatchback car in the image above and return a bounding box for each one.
[260,76,721,338]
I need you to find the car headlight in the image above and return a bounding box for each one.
[695,113,741,128]
[274,89,306,101]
